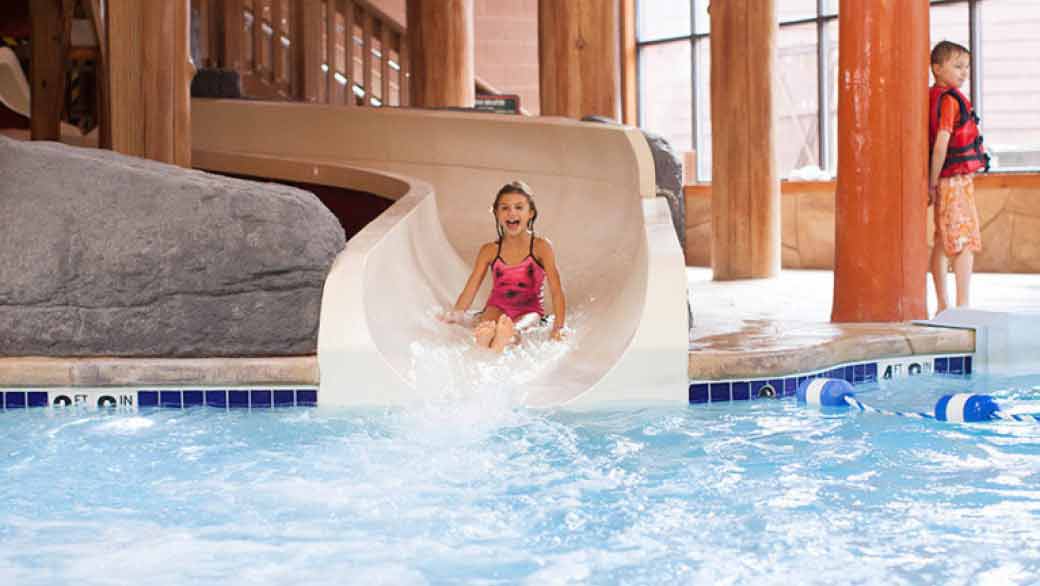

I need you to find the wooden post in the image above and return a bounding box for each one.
[709,0,780,280]
[405,0,474,108]
[619,0,637,126]
[293,0,322,102]
[30,0,65,141]
[106,0,192,166]
[85,0,111,148]
[831,0,929,322]
[175,0,192,166]
[538,0,619,119]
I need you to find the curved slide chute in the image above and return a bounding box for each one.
[192,100,688,407]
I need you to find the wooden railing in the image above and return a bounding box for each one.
[192,0,409,107]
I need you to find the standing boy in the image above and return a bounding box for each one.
[928,41,989,316]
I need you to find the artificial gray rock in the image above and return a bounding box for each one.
[0,137,345,357]
[640,130,686,252]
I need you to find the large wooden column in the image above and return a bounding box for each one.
[106,0,192,166]
[710,0,780,280]
[29,0,64,141]
[831,0,929,322]
[406,0,474,108]
[538,0,619,119]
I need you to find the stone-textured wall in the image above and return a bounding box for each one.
[0,137,345,357]
[685,173,1040,272]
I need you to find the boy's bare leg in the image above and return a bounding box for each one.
[489,314,516,353]
[930,244,950,316]
[953,250,974,308]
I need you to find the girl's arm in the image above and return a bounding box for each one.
[929,129,952,205]
[449,243,496,315]
[535,238,566,340]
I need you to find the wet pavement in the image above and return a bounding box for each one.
[686,268,1040,379]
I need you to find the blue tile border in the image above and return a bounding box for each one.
[0,388,319,411]
[689,353,975,405]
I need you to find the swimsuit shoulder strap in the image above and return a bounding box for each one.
[529,233,545,269]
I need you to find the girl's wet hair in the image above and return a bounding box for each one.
[492,180,538,238]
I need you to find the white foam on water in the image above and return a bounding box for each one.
[93,417,155,435]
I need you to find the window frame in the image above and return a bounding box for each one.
[636,0,997,182]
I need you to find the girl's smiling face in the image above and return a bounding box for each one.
[495,192,533,236]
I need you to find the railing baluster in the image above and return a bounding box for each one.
[272,0,284,84]
[220,0,244,70]
[252,0,264,75]
[380,22,390,106]
[361,9,372,106]
[342,0,355,106]
[399,31,409,107]
[325,0,337,103]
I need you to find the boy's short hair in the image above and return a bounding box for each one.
[931,40,970,65]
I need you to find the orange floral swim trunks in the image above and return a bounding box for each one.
[934,173,982,257]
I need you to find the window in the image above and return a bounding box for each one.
[636,0,1035,181]
[979,0,1040,171]
[639,40,692,153]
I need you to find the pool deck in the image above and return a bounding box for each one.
[2,269,1038,389]
[687,268,1040,381]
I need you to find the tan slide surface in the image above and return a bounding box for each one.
[192,99,689,407]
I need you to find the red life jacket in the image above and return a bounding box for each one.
[929,85,989,177]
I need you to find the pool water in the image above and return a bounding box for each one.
[2,373,1040,585]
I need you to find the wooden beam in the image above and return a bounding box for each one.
[30,0,65,141]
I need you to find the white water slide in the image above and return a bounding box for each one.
[192,100,688,407]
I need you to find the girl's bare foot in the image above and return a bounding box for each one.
[490,314,515,353]
[474,321,495,347]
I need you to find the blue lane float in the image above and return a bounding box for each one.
[795,378,1040,424]
[796,378,855,408]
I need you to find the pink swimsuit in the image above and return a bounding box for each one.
[485,236,546,320]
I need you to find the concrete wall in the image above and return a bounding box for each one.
[685,173,1040,273]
